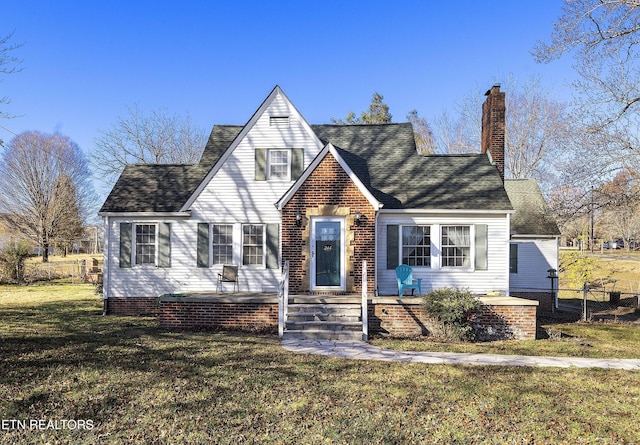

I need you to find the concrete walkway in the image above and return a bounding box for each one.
[281,339,640,370]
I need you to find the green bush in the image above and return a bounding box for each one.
[0,242,32,283]
[422,287,481,341]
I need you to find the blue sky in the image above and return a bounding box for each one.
[3,1,574,179]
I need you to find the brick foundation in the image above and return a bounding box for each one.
[120,295,537,341]
[106,297,159,316]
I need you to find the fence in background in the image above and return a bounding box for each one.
[21,258,103,284]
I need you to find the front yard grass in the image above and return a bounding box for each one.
[1,282,640,443]
[371,320,640,359]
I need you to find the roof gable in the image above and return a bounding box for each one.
[276,143,382,210]
[180,86,323,211]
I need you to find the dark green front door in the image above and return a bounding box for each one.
[313,220,343,289]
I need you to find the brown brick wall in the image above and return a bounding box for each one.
[481,85,505,179]
[282,152,376,293]
[472,304,537,341]
[106,297,159,316]
[369,302,537,340]
[159,301,278,330]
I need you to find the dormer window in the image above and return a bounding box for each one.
[268,149,290,180]
[269,116,290,127]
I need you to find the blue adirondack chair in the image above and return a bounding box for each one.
[395,264,422,296]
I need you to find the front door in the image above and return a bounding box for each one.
[310,218,345,291]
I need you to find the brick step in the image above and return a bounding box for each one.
[282,330,364,341]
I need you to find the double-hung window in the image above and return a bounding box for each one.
[242,224,264,266]
[268,149,290,180]
[135,224,157,265]
[212,225,233,265]
[401,226,431,267]
[441,225,471,267]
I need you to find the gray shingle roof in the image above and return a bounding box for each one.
[99,164,207,213]
[313,123,512,210]
[504,179,560,236]
[199,125,242,168]
[102,122,513,213]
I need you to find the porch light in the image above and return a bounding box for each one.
[354,210,362,226]
[295,211,302,227]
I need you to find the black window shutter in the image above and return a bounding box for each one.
[255,148,267,181]
[266,223,279,269]
[509,243,518,274]
[158,222,171,268]
[291,148,304,179]
[119,223,132,268]
[387,225,399,269]
[474,224,488,271]
[197,223,210,268]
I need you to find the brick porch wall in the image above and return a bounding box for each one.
[106,297,159,316]
[282,152,375,293]
[369,299,537,340]
[159,301,278,331]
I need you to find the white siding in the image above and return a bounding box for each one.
[509,238,558,293]
[377,212,510,296]
[104,91,324,296]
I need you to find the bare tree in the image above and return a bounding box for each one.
[431,77,574,182]
[533,0,640,175]
[406,110,436,154]
[0,31,23,145]
[92,105,206,189]
[596,170,640,247]
[0,132,93,262]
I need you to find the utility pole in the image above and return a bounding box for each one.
[590,186,594,253]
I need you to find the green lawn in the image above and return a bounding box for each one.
[1,283,640,443]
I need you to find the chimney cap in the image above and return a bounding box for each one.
[485,83,501,96]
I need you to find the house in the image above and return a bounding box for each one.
[99,85,544,340]
[505,179,561,312]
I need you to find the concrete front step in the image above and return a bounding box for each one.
[286,320,362,331]
[282,330,364,341]
[287,313,361,322]
[284,302,363,340]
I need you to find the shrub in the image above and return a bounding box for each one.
[422,287,481,341]
[0,242,32,283]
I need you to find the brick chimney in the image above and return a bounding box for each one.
[481,84,505,180]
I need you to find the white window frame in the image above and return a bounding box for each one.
[212,224,234,265]
[133,223,157,266]
[267,149,291,181]
[242,224,265,267]
[441,225,472,268]
[400,225,431,267]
